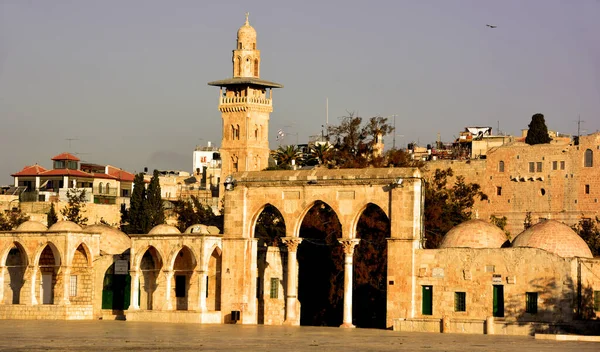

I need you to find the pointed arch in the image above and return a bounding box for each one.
[71,241,92,267]
[35,243,61,305]
[167,245,197,272]
[236,55,242,76]
[33,242,62,267]
[1,241,28,267]
[254,58,259,77]
[250,203,286,240]
[138,246,163,311]
[207,246,222,311]
[584,149,593,167]
[134,245,163,270]
[349,202,391,239]
[98,182,104,194]
[294,200,341,240]
[3,242,28,304]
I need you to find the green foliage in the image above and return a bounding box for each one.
[146,169,165,230]
[424,168,488,248]
[572,217,600,257]
[274,145,302,168]
[524,211,533,230]
[525,113,551,145]
[385,148,423,168]
[0,208,30,231]
[173,196,222,233]
[60,189,88,225]
[126,173,147,234]
[490,215,510,239]
[305,143,333,166]
[254,204,285,246]
[47,203,58,227]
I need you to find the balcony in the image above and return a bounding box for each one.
[218,96,272,113]
[93,187,118,197]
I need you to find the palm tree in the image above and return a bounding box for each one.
[275,145,302,167]
[309,143,332,165]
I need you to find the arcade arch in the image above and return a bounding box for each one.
[3,242,28,304]
[139,246,163,310]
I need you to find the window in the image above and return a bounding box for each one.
[98,183,103,194]
[526,292,538,314]
[594,291,600,311]
[121,189,129,197]
[552,161,558,170]
[270,278,279,299]
[175,275,186,298]
[422,286,433,315]
[536,162,542,172]
[54,160,65,169]
[106,183,110,194]
[584,149,593,167]
[529,162,535,172]
[496,186,502,196]
[455,292,466,312]
[70,275,78,297]
[254,59,259,77]
[560,161,565,170]
[498,161,505,172]
[585,185,590,194]
[238,42,242,49]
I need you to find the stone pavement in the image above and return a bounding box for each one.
[0,320,598,351]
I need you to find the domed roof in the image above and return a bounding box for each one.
[148,224,181,235]
[512,220,592,258]
[184,224,221,235]
[440,219,509,249]
[48,221,83,232]
[237,15,256,41]
[86,224,131,255]
[15,220,47,232]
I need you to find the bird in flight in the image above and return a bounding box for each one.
[486,24,497,28]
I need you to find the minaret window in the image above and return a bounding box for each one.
[238,43,242,49]
[254,59,259,77]
[237,56,242,76]
[231,125,235,140]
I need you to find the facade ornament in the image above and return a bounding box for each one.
[281,237,303,252]
[338,239,360,255]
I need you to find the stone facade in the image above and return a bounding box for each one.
[427,132,600,235]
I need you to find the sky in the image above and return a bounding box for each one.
[1,0,599,185]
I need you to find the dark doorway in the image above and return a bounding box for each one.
[422,285,433,315]
[354,204,390,328]
[298,201,343,326]
[493,285,504,317]
[101,262,131,311]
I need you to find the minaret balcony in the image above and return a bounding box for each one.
[219,96,272,106]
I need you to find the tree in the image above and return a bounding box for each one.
[385,148,423,168]
[490,214,510,239]
[173,195,222,232]
[523,212,533,230]
[274,145,302,168]
[60,189,88,225]
[47,203,58,227]
[525,113,551,145]
[572,217,600,257]
[126,173,147,234]
[306,143,332,166]
[0,208,30,231]
[146,169,165,230]
[424,168,488,248]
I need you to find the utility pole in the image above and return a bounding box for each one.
[392,115,397,149]
[577,115,585,138]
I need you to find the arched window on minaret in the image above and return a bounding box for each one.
[236,124,240,140]
[238,42,242,50]
[232,155,239,172]
[237,56,242,76]
[254,59,259,77]
[231,125,235,140]
[254,125,259,139]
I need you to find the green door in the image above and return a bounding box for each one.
[422,286,433,315]
[493,285,504,317]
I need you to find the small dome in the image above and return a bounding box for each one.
[512,220,592,258]
[440,219,509,249]
[237,15,256,44]
[148,224,181,235]
[15,220,47,232]
[184,224,221,235]
[86,224,131,255]
[48,221,83,232]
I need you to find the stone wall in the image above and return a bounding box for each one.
[0,305,93,320]
[257,246,286,325]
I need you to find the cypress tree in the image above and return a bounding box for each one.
[47,203,58,227]
[60,189,88,225]
[127,173,147,234]
[146,169,165,230]
[525,113,552,145]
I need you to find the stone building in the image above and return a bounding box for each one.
[427,132,600,235]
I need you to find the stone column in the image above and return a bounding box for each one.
[164,270,174,311]
[129,270,140,310]
[0,266,5,304]
[197,270,207,312]
[281,237,302,326]
[61,266,71,305]
[30,266,38,305]
[339,239,360,328]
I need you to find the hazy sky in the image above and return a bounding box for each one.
[1,0,599,185]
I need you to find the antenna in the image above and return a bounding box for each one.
[326,97,329,126]
[65,138,79,150]
[577,114,585,138]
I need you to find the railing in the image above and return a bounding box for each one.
[219,96,272,106]
[92,187,118,196]
[19,191,39,202]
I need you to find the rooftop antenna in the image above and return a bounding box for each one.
[577,114,585,138]
[65,138,79,150]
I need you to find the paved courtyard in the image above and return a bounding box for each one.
[0,320,598,351]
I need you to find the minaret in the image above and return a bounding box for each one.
[208,14,283,193]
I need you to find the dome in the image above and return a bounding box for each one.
[86,224,131,255]
[237,15,256,43]
[439,219,509,249]
[15,220,47,232]
[511,220,592,258]
[48,221,83,232]
[148,224,181,235]
[184,224,221,235]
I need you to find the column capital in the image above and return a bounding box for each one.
[281,237,303,252]
[338,239,360,255]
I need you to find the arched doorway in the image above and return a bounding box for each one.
[102,257,131,311]
[207,247,222,311]
[354,204,390,328]
[38,244,60,305]
[5,243,27,304]
[254,204,286,324]
[298,201,343,326]
[139,247,162,310]
[173,246,196,311]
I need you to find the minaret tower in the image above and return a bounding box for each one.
[208,14,283,189]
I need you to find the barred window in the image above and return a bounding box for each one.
[594,291,600,311]
[584,149,593,167]
[552,161,558,170]
[529,162,535,173]
[560,161,565,170]
[536,162,542,172]
[270,278,279,299]
[498,161,504,172]
[455,292,466,312]
[526,292,538,314]
[70,275,78,297]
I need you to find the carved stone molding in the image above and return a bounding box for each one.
[281,237,303,252]
[338,239,360,255]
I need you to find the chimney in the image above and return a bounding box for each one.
[207,141,211,147]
